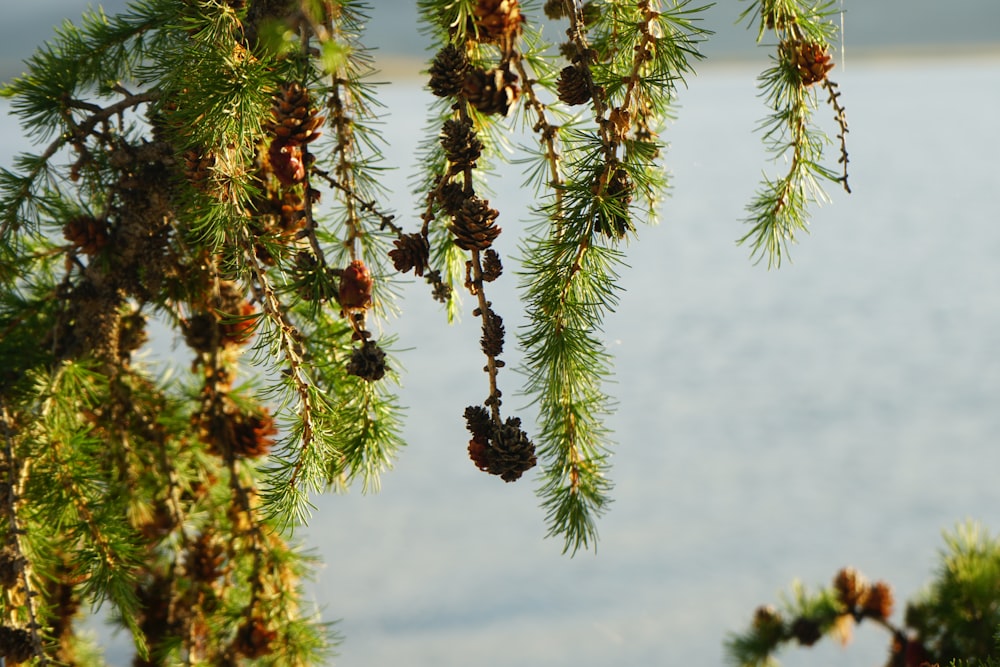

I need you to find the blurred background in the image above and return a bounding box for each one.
[3,2,1000,666]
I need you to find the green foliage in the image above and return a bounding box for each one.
[726,521,1000,667]
[0,0,852,661]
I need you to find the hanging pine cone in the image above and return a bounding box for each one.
[267,82,325,145]
[463,66,520,116]
[429,44,469,98]
[389,232,430,277]
[786,40,834,86]
[183,149,217,192]
[473,0,524,44]
[463,405,493,441]
[450,196,501,251]
[346,340,388,382]
[594,167,635,238]
[338,259,373,312]
[790,617,821,646]
[437,181,470,216]
[185,532,226,583]
[557,64,591,106]
[440,118,483,170]
[62,215,109,256]
[268,139,306,187]
[833,566,870,609]
[0,626,34,664]
[861,581,894,620]
[479,306,504,358]
[487,417,537,482]
[481,248,502,282]
[0,547,24,590]
[278,189,306,232]
[543,0,568,19]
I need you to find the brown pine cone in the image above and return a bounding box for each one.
[338,259,373,312]
[790,617,821,646]
[232,409,277,458]
[183,149,217,192]
[481,248,502,282]
[480,306,504,358]
[463,405,493,441]
[833,566,870,609]
[185,533,225,583]
[786,40,834,86]
[0,626,34,664]
[543,0,568,19]
[463,66,520,116]
[267,82,325,145]
[473,0,524,44]
[594,167,635,238]
[389,232,430,277]
[278,189,306,232]
[450,196,501,251]
[268,139,305,187]
[485,416,536,482]
[437,181,469,216]
[440,118,483,170]
[861,581,894,620]
[557,64,591,106]
[429,44,469,98]
[346,340,387,382]
[62,215,109,256]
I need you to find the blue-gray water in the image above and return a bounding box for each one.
[3,22,1000,667]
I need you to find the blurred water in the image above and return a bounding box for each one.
[3,54,1000,666]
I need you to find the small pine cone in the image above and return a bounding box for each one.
[346,340,388,382]
[63,215,109,256]
[463,66,520,116]
[557,64,591,106]
[0,547,24,590]
[594,167,635,238]
[278,189,306,232]
[389,232,430,277]
[233,616,277,659]
[486,416,536,482]
[0,626,34,664]
[440,118,483,170]
[581,1,600,27]
[481,248,502,282]
[463,405,492,441]
[339,259,373,311]
[790,617,821,647]
[219,301,257,347]
[480,307,504,358]
[861,581,894,620]
[183,312,218,354]
[833,567,870,610]
[429,44,469,98]
[543,0,568,19]
[787,40,834,86]
[752,605,786,647]
[438,181,470,216]
[268,82,325,145]
[450,196,501,251]
[473,0,524,44]
[232,409,278,458]
[268,139,306,187]
[183,149,217,192]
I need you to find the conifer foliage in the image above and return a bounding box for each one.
[0,0,849,662]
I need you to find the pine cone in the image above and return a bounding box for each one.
[429,44,469,98]
[346,340,387,382]
[389,232,430,277]
[277,189,306,232]
[463,66,520,116]
[232,409,277,458]
[481,248,502,282]
[450,196,501,251]
[62,215,109,256]
[440,118,483,170]
[267,82,324,145]
[268,139,306,187]
[0,547,24,590]
[0,626,34,664]
[479,306,504,358]
[437,181,470,216]
[861,581,894,620]
[786,40,834,86]
[833,566,871,610]
[752,605,786,647]
[543,0,568,19]
[486,416,536,482]
[463,405,493,441]
[594,167,635,238]
[186,533,225,582]
[338,259,373,312]
[473,0,524,44]
[790,617,821,646]
[557,64,591,106]
[233,616,277,659]
[183,149,217,192]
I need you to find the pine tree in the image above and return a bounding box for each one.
[0,0,850,662]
